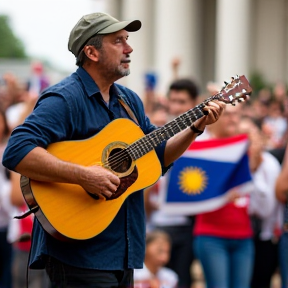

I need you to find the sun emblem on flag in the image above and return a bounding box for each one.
[178,167,208,195]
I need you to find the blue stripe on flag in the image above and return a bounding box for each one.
[166,153,251,203]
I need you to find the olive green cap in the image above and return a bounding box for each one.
[68,12,141,57]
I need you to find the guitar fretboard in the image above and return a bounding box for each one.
[126,95,219,160]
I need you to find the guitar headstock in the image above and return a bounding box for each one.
[216,75,252,105]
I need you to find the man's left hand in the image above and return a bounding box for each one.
[194,100,226,130]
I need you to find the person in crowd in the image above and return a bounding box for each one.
[250,98,270,128]
[2,12,225,287]
[262,99,287,149]
[193,105,255,288]
[275,142,288,288]
[0,105,13,288]
[0,72,50,288]
[26,61,50,96]
[0,73,27,112]
[142,71,159,118]
[273,82,287,103]
[143,103,169,233]
[146,78,201,288]
[0,71,34,288]
[143,57,181,118]
[148,103,169,128]
[134,230,178,288]
[1,71,35,132]
[9,172,51,288]
[238,117,283,288]
[7,93,51,288]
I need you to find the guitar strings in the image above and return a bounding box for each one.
[102,113,197,167]
[102,103,211,169]
[102,102,212,169]
[101,106,209,169]
[101,92,247,170]
[101,115,201,169]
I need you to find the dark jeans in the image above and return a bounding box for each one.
[45,256,134,288]
[251,238,278,288]
[279,233,288,288]
[13,248,51,288]
[0,229,12,288]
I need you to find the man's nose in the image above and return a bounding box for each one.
[124,43,133,54]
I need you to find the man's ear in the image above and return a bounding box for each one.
[83,46,99,62]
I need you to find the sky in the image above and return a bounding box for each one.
[0,0,107,73]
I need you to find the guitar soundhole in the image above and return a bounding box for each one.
[108,148,132,173]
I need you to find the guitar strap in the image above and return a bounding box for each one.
[118,97,139,125]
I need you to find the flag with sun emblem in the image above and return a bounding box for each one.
[159,134,253,215]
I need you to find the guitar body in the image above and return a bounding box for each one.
[22,118,162,240]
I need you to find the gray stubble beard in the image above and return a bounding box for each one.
[117,65,130,77]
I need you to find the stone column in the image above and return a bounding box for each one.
[100,0,121,19]
[89,0,111,13]
[215,0,251,84]
[119,0,154,98]
[251,0,288,83]
[154,0,202,95]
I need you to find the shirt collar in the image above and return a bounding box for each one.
[76,67,119,100]
[76,67,100,98]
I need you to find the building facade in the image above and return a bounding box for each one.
[92,0,288,97]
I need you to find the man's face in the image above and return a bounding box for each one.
[167,90,196,117]
[97,30,133,80]
[212,105,241,137]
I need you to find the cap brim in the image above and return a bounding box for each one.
[98,20,141,34]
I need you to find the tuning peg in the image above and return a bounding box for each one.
[231,76,235,80]
[224,81,229,86]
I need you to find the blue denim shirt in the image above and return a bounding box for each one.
[284,202,288,230]
[2,67,168,270]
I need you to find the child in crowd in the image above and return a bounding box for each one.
[134,230,178,288]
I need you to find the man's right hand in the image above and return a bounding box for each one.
[15,147,120,199]
[77,165,120,199]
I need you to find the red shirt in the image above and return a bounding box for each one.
[193,196,253,239]
[15,205,33,251]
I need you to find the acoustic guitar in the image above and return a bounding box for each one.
[19,75,252,241]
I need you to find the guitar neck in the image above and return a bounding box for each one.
[127,94,220,160]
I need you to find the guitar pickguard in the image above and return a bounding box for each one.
[109,165,138,200]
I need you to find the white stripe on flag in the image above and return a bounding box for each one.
[183,140,248,163]
[159,181,254,215]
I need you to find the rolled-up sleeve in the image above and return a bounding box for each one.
[2,94,72,171]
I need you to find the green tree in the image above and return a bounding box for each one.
[249,70,272,98]
[0,15,27,58]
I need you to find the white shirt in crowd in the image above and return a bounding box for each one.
[248,151,284,240]
[134,264,178,288]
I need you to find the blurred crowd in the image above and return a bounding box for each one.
[0,61,51,288]
[0,58,288,288]
[138,59,288,288]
